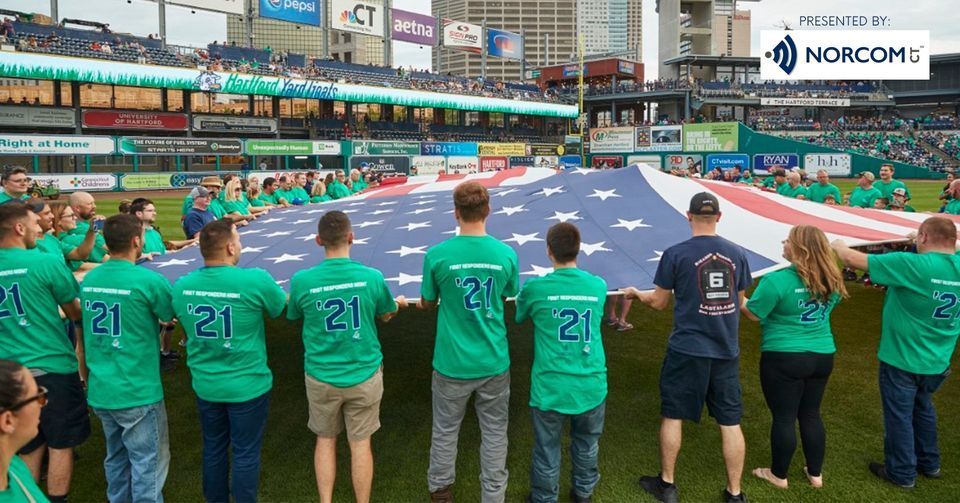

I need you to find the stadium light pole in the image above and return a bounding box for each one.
[158,0,167,49]
[322,0,329,58]
[578,33,585,168]
[480,19,487,80]
[49,0,58,23]
[383,0,392,67]
[519,27,526,82]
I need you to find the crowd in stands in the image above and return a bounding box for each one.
[923,132,960,162]
[698,81,882,100]
[752,114,960,133]
[798,131,950,171]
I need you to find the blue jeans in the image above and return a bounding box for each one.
[196,392,271,503]
[530,401,605,503]
[94,401,170,503]
[879,362,949,486]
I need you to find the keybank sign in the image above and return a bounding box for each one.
[760,30,929,80]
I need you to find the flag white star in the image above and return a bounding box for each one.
[296,234,317,242]
[492,188,519,197]
[154,258,195,268]
[240,229,264,235]
[264,253,307,264]
[444,209,454,214]
[342,209,359,214]
[494,205,527,216]
[571,168,598,176]
[406,208,434,215]
[263,231,293,238]
[442,226,460,235]
[504,232,543,246]
[580,241,612,256]
[586,189,621,201]
[547,211,581,223]
[289,219,314,225]
[353,237,370,245]
[397,221,432,231]
[241,246,266,253]
[521,264,554,277]
[377,201,398,207]
[610,218,652,231]
[303,209,326,214]
[354,220,384,228]
[647,250,664,262]
[275,279,289,285]
[368,209,393,215]
[536,186,565,197]
[258,218,285,224]
[386,272,423,286]
[386,245,428,257]
[345,201,366,207]
[412,200,436,206]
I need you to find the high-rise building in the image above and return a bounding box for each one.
[657,0,758,78]
[626,0,643,61]
[578,0,628,57]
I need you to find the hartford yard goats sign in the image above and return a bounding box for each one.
[0,52,577,119]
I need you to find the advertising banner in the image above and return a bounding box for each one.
[0,134,114,155]
[0,106,75,128]
[666,154,703,172]
[259,0,321,26]
[477,143,526,156]
[558,155,582,168]
[706,153,751,172]
[331,0,384,36]
[635,125,682,152]
[119,173,177,191]
[352,140,420,156]
[487,28,523,60]
[479,156,508,171]
[804,153,852,176]
[760,30,929,80]
[411,156,446,175]
[391,8,436,46]
[192,115,277,133]
[759,97,850,107]
[173,171,241,188]
[349,156,411,175]
[618,61,635,74]
[421,142,478,156]
[446,156,480,173]
[163,0,243,14]
[245,139,341,155]
[442,19,482,53]
[528,144,565,156]
[82,110,188,131]
[535,156,559,168]
[591,155,623,168]
[627,155,663,168]
[117,137,243,155]
[753,153,800,175]
[509,156,535,168]
[682,122,739,152]
[29,173,116,192]
[588,127,635,153]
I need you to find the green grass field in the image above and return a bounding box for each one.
[67,188,960,502]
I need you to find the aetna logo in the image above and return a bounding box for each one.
[766,34,797,74]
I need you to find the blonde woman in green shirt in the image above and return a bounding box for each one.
[0,360,50,503]
[742,225,847,490]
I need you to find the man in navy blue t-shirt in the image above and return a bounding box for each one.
[183,186,215,239]
[623,192,751,503]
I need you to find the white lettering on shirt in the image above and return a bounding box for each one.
[0,268,27,277]
[546,295,599,302]
[82,287,131,296]
[181,290,241,299]
[449,263,504,271]
[309,281,368,294]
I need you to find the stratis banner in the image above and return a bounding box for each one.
[0,52,577,119]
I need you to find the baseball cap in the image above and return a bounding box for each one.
[892,187,907,197]
[859,171,875,181]
[689,192,720,215]
[195,186,212,198]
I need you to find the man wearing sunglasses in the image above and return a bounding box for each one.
[0,167,30,204]
[0,203,88,503]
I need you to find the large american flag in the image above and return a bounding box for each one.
[147,166,945,298]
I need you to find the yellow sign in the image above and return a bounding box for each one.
[477,143,527,156]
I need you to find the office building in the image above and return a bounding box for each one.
[657,0,758,78]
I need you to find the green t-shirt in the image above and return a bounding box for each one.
[807,182,842,204]
[143,227,166,256]
[746,266,840,354]
[34,233,63,258]
[249,197,265,208]
[181,195,193,216]
[0,191,28,204]
[873,179,911,201]
[869,252,960,374]
[310,194,332,204]
[328,182,352,200]
[59,229,108,271]
[515,268,608,415]
[259,191,282,205]
[287,187,309,203]
[1,456,49,503]
[780,184,808,199]
[352,179,368,193]
[274,188,296,203]
[421,235,520,379]
[0,248,79,374]
[888,204,917,212]
[81,260,175,410]
[172,266,287,403]
[287,258,397,387]
[738,174,753,185]
[208,198,227,219]
[223,199,251,216]
[849,186,882,208]
[761,176,777,188]
[944,199,960,215]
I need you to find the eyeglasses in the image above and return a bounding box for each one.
[2,386,48,413]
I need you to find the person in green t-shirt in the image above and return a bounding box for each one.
[847,172,882,208]
[81,214,175,502]
[515,222,607,503]
[64,191,110,269]
[257,177,290,207]
[807,170,843,204]
[327,171,353,200]
[418,181,519,502]
[779,171,808,199]
[350,169,368,193]
[761,167,786,191]
[309,179,332,203]
[943,180,960,215]
[172,219,287,503]
[131,198,197,258]
[742,225,847,490]
[273,175,297,204]
[833,217,960,488]
[0,203,89,501]
[887,188,915,212]
[288,210,404,503]
[286,173,311,204]
[873,164,911,202]
[0,360,50,503]
[0,166,30,204]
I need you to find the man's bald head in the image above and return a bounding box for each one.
[68,191,97,220]
[787,171,801,185]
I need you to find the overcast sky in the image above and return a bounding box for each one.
[2,0,958,79]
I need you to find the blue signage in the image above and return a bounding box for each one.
[509,156,535,167]
[487,28,523,60]
[559,155,582,168]
[753,153,800,174]
[259,0,321,26]
[705,153,750,172]
[420,142,478,156]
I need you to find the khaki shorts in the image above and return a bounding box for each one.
[305,367,383,441]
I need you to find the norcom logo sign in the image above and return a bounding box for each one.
[760,30,929,80]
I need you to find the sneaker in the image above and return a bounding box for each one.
[570,488,593,503]
[639,475,679,503]
[430,485,453,503]
[869,462,915,488]
[722,489,747,503]
[921,468,942,479]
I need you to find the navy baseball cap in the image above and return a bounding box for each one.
[689,192,720,215]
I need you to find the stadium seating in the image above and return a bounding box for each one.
[9,21,188,67]
[799,131,950,171]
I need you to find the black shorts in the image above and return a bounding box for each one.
[659,349,742,426]
[20,372,91,453]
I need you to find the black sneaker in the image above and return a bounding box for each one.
[722,489,747,503]
[922,468,942,479]
[570,488,593,503]
[869,462,915,488]
[639,475,679,503]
